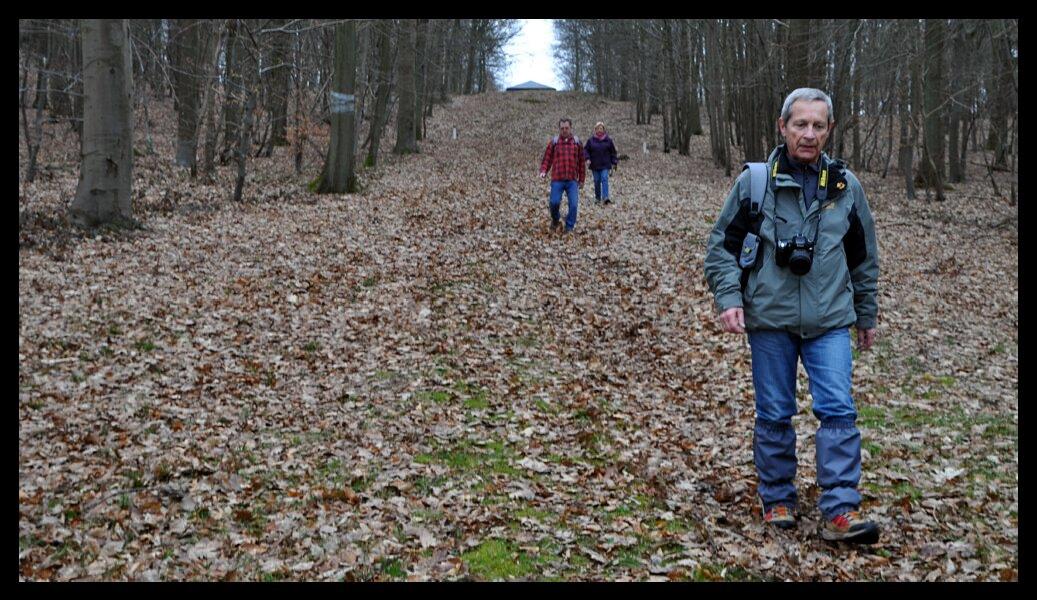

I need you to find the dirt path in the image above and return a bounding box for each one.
[19,91,1017,581]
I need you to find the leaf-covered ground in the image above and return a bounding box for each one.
[19,91,1018,581]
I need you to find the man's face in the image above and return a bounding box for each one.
[559,121,572,138]
[778,100,832,164]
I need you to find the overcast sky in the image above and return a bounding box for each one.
[502,19,564,90]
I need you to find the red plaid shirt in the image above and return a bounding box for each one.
[540,136,586,185]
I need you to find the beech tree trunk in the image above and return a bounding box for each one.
[919,18,946,200]
[170,19,204,171]
[317,20,358,193]
[69,19,134,227]
[268,20,292,148]
[365,19,392,168]
[394,19,418,154]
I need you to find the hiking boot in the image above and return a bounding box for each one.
[550,220,560,232]
[821,510,880,544]
[603,198,612,205]
[762,505,796,530]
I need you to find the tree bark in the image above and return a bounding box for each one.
[947,20,965,183]
[415,19,429,141]
[394,19,418,154]
[317,20,359,193]
[199,21,225,181]
[268,19,292,148]
[69,19,134,227]
[365,19,393,168]
[221,19,243,164]
[170,19,204,171]
[919,18,946,200]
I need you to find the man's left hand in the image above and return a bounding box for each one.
[856,327,876,351]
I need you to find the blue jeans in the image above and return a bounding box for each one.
[747,327,862,520]
[592,169,610,200]
[549,180,579,231]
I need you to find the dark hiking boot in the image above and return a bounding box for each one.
[551,220,561,232]
[821,510,880,544]
[603,198,612,205]
[762,505,796,530]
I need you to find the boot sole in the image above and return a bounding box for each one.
[821,524,880,545]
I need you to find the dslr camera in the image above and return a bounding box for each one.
[775,234,815,275]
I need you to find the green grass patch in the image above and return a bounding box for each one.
[892,481,923,501]
[303,341,320,353]
[693,563,763,581]
[513,506,553,522]
[857,405,887,429]
[464,394,489,410]
[463,539,537,580]
[377,557,406,580]
[535,399,556,414]
[412,509,443,522]
[863,441,884,457]
[415,390,453,404]
[134,339,157,352]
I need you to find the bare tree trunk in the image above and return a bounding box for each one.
[786,19,812,89]
[317,20,359,193]
[170,19,204,170]
[293,30,305,175]
[394,19,418,154]
[686,20,702,136]
[903,21,922,199]
[221,19,242,164]
[69,19,134,227]
[463,20,478,95]
[268,19,292,148]
[22,53,46,183]
[415,19,429,141]
[365,19,393,168]
[233,90,256,202]
[987,19,1014,171]
[833,19,857,157]
[198,21,225,182]
[919,18,947,200]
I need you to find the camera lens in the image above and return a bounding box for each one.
[789,249,812,275]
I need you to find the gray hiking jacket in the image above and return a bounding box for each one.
[704,145,879,339]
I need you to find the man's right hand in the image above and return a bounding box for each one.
[719,307,745,334]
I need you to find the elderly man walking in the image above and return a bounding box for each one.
[703,88,881,544]
[539,118,586,234]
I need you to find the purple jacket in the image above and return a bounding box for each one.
[584,134,618,171]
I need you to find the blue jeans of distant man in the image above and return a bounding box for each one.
[549,179,579,231]
[747,327,862,520]
[592,169,610,201]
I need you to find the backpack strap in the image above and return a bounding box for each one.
[743,162,768,227]
[736,162,769,276]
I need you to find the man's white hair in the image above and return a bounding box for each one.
[780,88,834,124]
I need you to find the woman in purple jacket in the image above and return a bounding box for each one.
[584,121,619,205]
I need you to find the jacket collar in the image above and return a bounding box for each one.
[766,144,848,201]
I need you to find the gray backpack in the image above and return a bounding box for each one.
[738,162,769,271]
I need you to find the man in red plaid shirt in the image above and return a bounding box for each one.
[539,118,586,233]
